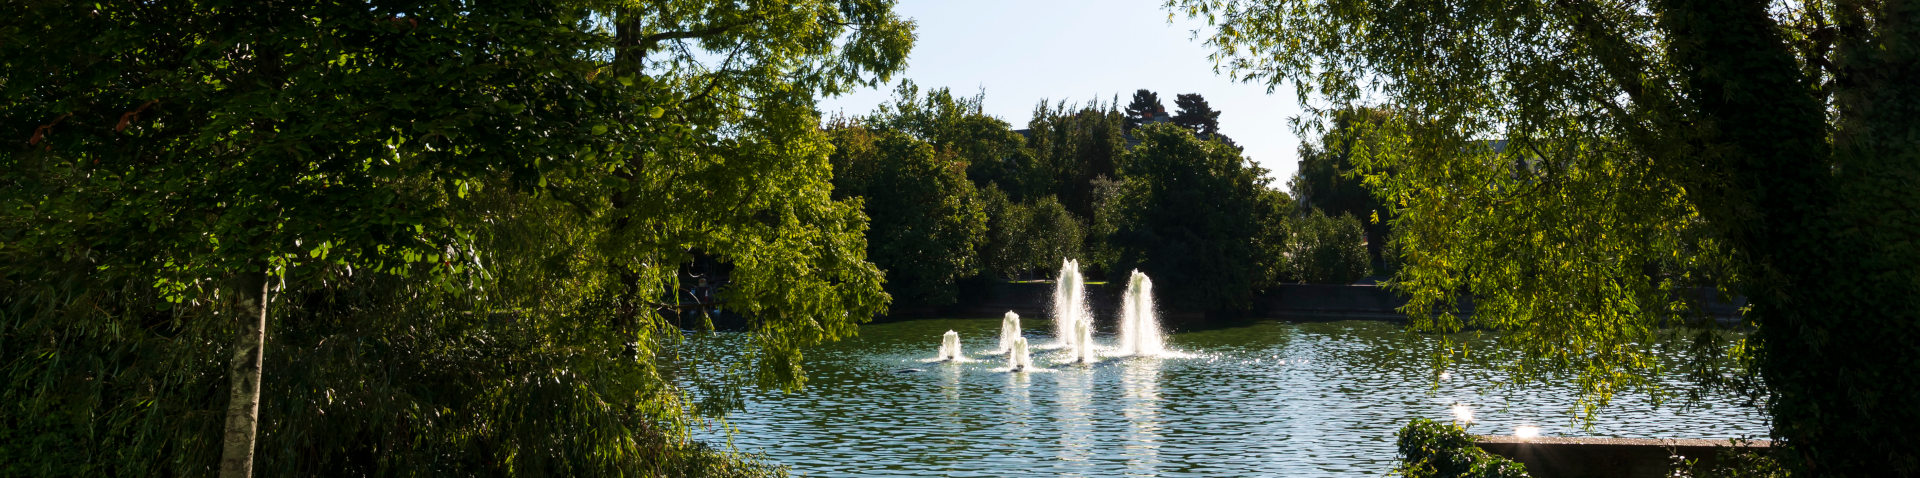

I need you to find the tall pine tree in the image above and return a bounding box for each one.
[1123,89,1165,132]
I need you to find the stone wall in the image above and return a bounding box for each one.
[1475,436,1771,478]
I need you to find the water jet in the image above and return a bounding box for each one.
[1008,337,1033,372]
[1116,270,1166,357]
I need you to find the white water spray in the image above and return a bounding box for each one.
[1007,337,1033,372]
[938,330,964,362]
[1050,259,1087,350]
[1117,270,1166,357]
[1071,317,1097,364]
[997,311,1022,354]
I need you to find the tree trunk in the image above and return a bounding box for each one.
[219,273,269,478]
[1660,0,1920,474]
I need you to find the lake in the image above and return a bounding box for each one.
[693,317,1767,477]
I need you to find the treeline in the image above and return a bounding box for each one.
[826,84,1376,314]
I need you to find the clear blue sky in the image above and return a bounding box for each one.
[818,0,1307,184]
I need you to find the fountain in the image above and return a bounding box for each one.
[1008,337,1033,372]
[1049,259,1088,350]
[937,330,964,362]
[1070,317,1097,364]
[1116,270,1166,357]
[996,311,1022,354]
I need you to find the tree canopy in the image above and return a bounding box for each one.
[1173,0,1920,473]
[1170,93,1223,138]
[1291,107,1395,269]
[1124,89,1167,132]
[827,122,988,308]
[1108,123,1281,310]
[2,0,910,475]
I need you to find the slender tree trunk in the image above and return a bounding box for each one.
[219,273,269,478]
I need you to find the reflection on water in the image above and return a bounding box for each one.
[692,319,1768,477]
[1121,358,1162,476]
[1006,371,1032,448]
[1056,366,1094,469]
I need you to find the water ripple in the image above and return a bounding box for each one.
[693,319,1767,477]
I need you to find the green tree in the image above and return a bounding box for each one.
[870,82,1034,200]
[1252,186,1297,288]
[1025,99,1129,220]
[1291,107,1395,270]
[828,127,988,307]
[1086,175,1133,269]
[977,185,1032,279]
[1124,89,1167,132]
[1109,123,1276,311]
[1020,195,1087,275]
[1287,210,1372,284]
[1175,0,1920,473]
[1170,93,1223,138]
[2,0,908,475]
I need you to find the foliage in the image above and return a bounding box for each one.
[977,185,1029,279]
[1123,89,1167,132]
[1020,196,1087,277]
[978,188,1087,280]
[1393,419,1532,478]
[1251,185,1297,289]
[868,82,1034,200]
[1669,439,1790,478]
[1,0,908,474]
[1291,107,1394,268]
[1288,210,1371,284]
[1176,0,1920,472]
[1108,123,1279,311]
[1025,99,1129,219]
[827,126,987,307]
[1171,93,1224,138]
[1086,175,1133,270]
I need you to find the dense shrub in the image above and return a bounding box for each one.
[1288,209,1372,284]
[1393,418,1530,478]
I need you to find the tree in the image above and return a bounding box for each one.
[2,0,908,475]
[869,82,1034,200]
[977,185,1032,279]
[1020,196,1087,276]
[1175,0,1920,473]
[1171,93,1223,138]
[1108,123,1277,311]
[1124,89,1167,132]
[828,127,988,308]
[1291,108,1395,270]
[1251,186,1297,289]
[1025,99,1128,220]
[1287,210,1372,284]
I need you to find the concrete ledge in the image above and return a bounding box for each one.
[1475,435,1771,478]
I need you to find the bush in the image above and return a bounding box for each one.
[1394,418,1530,478]
[1669,439,1789,478]
[1288,209,1372,284]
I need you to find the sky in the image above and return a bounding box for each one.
[818,0,1309,184]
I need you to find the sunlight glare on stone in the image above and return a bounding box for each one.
[1514,425,1541,438]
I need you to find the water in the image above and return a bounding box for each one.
[1048,259,1088,351]
[1116,270,1166,357]
[1006,336,1035,372]
[932,330,965,362]
[1070,315,1096,364]
[694,318,1768,477]
[996,312,1022,355]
